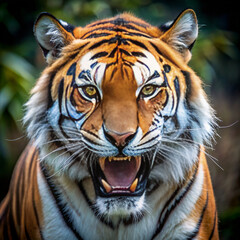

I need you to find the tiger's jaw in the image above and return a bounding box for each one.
[89,155,151,217]
[90,156,150,198]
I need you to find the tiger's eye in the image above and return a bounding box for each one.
[141,85,155,96]
[85,86,97,96]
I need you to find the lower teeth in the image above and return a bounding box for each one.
[101,179,112,193]
[130,178,138,192]
[101,178,139,193]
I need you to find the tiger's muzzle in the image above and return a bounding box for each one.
[89,126,151,197]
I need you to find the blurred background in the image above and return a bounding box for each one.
[0,0,239,238]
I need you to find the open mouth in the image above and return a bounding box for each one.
[90,155,150,197]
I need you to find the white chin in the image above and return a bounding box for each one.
[95,194,146,218]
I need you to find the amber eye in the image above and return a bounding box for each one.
[81,85,99,100]
[141,85,157,97]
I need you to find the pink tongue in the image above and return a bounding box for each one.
[103,158,137,188]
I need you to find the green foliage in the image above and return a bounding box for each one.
[190,30,239,92]
[0,50,36,175]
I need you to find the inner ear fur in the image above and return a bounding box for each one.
[160,9,198,63]
[34,12,75,64]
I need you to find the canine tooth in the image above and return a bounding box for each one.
[101,179,112,193]
[99,157,105,171]
[109,157,113,162]
[130,178,138,192]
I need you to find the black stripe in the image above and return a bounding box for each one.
[123,212,145,226]
[181,70,192,107]
[90,62,98,69]
[134,142,159,152]
[171,115,180,129]
[106,61,118,69]
[32,190,44,240]
[88,35,132,50]
[8,205,19,239]
[131,51,147,57]
[123,60,134,66]
[78,42,90,52]
[89,39,110,50]
[125,32,151,38]
[109,67,118,80]
[208,210,217,240]
[115,23,140,31]
[78,181,114,229]
[146,70,160,83]
[150,42,162,56]
[84,32,111,39]
[120,48,131,56]
[123,62,134,68]
[186,193,209,240]
[2,218,11,240]
[161,70,170,88]
[81,27,126,39]
[137,134,160,148]
[127,39,148,50]
[58,78,64,114]
[81,135,104,147]
[108,47,118,58]
[47,73,56,109]
[81,129,102,140]
[15,148,29,225]
[90,51,108,60]
[67,62,77,78]
[25,225,32,240]
[124,67,130,79]
[162,70,175,113]
[136,60,150,72]
[40,163,83,240]
[151,164,199,239]
[161,90,169,108]
[108,35,129,45]
[140,127,159,141]
[58,115,72,139]
[174,76,180,112]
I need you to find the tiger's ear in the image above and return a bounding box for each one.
[34,13,75,64]
[160,9,198,63]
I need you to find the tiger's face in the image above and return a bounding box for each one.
[25,10,214,219]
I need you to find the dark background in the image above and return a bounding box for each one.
[0,0,239,239]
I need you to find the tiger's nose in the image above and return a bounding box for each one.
[103,128,136,147]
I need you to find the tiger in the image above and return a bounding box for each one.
[0,9,219,239]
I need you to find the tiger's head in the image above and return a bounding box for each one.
[25,10,215,220]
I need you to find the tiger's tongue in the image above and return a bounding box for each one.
[103,158,138,187]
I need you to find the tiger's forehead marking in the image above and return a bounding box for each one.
[77,49,164,94]
[132,50,163,85]
[78,52,106,88]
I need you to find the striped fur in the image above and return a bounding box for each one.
[0,9,219,239]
